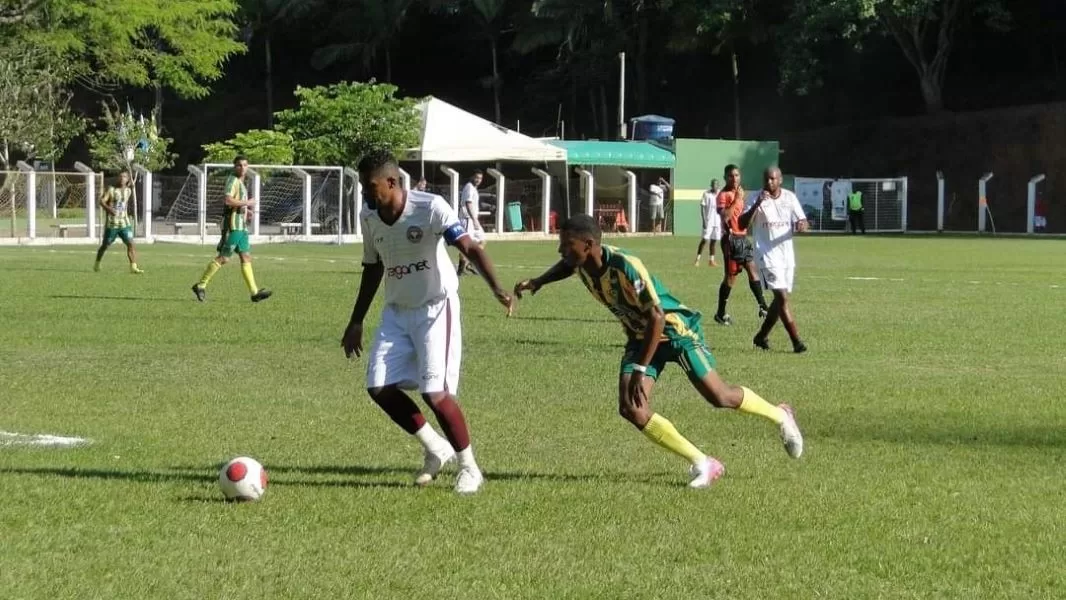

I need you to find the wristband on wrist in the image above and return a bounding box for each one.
[632,364,647,374]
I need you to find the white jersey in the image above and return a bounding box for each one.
[648,184,665,206]
[751,189,806,269]
[700,190,718,222]
[361,190,467,309]
[460,182,480,226]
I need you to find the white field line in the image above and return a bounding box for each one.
[5,249,1064,289]
[0,431,91,448]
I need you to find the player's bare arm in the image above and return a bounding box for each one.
[738,192,766,230]
[99,189,116,216]
[453,235,512,312]
[626,304,666,409]
[225,192,254,209]
[342,260,385,358]
[795,219,810,233]
[463,202,480,229]
[513,260,574,298]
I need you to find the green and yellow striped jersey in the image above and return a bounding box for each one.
[104,187,132,229]
[576,245,703,342]
[222,174,248,232]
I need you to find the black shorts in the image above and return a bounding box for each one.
[725,233,753,264]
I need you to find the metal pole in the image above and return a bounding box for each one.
[618,52,626,140]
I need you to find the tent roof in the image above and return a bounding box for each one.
[548,140,675,168]
[407,97,567,163]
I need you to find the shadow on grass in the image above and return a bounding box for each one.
[819,423,1066,449]
[506,315,614,324]
[0,464,683,490]
[48,294,192,303]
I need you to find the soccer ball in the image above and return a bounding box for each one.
[218,456,268,502]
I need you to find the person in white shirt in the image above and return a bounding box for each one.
[740,166,810,354]
[648,177,670,233]
[415,176,428,192]
[456,169,485,276]
[341,150,514,494]
[694,178,721,266]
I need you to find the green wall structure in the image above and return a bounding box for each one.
[671,138,780,236]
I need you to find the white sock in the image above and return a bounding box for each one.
[413,423,447,452]
[457,447,478,471]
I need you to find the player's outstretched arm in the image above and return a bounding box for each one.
[342,261,384,358]
[514,260,573,298]
[454,236,513,313]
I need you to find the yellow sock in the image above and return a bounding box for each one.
[198,261,221,287]
[738,386,787,424]
[641,413,706,465]
[240,262,259,294]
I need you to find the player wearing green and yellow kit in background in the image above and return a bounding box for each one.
[512,215,804,488]
[191,155,272,303]
[94,170,143,274]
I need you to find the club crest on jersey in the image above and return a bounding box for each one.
[406,226,424,243]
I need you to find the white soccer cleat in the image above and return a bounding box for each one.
[454,467,484,494]
[778,403,804,459]
[688,457,725,489]
[414,446,455,486]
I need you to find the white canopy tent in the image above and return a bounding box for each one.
[407,97,567,234]
[408,97,567,163]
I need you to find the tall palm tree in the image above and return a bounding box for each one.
[668,0,769,139]
[310,0,418,82]
[241,0,320,128]
[514,0,665,137]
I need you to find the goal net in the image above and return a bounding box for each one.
[0,170,105,240]
[161,164,351,241]
[792,176,909,233]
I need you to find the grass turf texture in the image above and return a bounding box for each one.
[1,236,1064,599]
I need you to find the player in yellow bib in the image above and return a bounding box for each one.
[513,215,804,488]
[191,155,272,303]
[93,171,143,274]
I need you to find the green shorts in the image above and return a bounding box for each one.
[620,332,717,382]
[217,230,250,257]
[103,227,133,246]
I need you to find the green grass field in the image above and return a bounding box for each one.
[2,236,1064,599]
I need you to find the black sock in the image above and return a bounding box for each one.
[716,282,731,317]
[749,280,768,310]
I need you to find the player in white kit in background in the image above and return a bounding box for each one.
[694,178,721,267]
[456,169,485,276]
[740,166,810,354]
[342,150,514,494]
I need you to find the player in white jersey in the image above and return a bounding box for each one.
[456,170,485,276]
[740,166,810,354]
[342,150,513,494]
[694,178,721,266]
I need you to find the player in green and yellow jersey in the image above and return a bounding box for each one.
[191,155,272,303]
[513,214,804,488]
[93,170,143,274]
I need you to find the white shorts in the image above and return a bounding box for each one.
[760,266,795,293]
[701,215,723,241]
[649,204,665,220]
[367,293,462,394]
[461,219,485,244]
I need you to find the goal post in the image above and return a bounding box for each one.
[159,164,353,244]
[0,167,105,242]
[791,176,909,233]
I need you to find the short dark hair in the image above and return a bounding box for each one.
[233,155,248,166]
[560,214,601,242]
[723,164,739,176]
[470,169,483,178]
[357,148,399,179]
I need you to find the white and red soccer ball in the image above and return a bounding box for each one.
[218,456,268,502]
